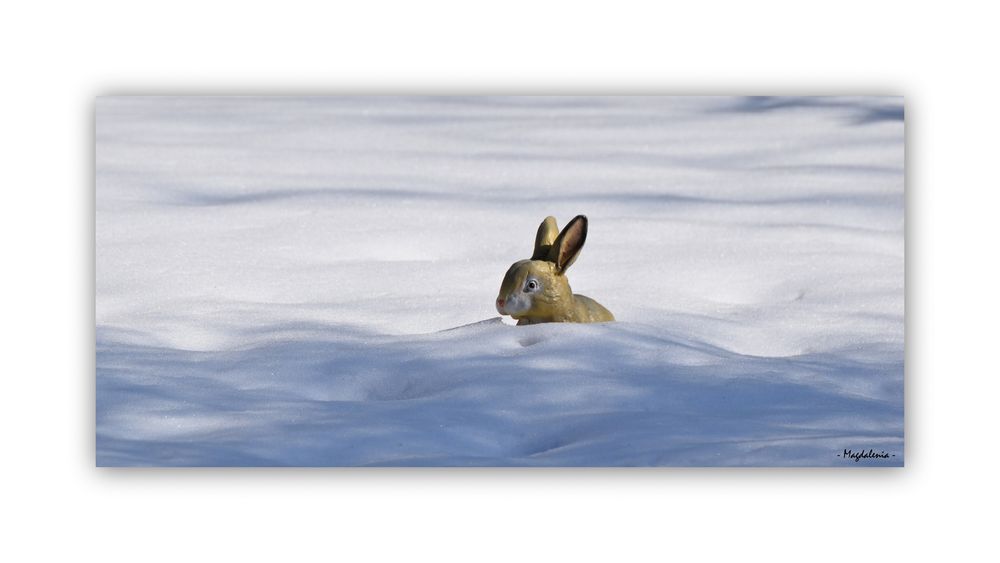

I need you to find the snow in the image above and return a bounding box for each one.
[96,96,904,466]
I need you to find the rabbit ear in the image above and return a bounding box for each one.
[531,216,559,260]
[549,215,588,273]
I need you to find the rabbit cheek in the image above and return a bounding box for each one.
[500,293,532,317]
[495,293,524,316]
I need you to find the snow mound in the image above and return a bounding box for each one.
[97,319,901,466]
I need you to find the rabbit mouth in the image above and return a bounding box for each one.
[497,294,530,316]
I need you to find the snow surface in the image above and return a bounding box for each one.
[96,96,904,466]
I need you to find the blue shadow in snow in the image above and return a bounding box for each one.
[720,96,903,126]
[96,321,904,467]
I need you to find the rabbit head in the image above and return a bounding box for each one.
[495,215,590,323]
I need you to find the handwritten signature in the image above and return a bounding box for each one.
[837,448,897,462]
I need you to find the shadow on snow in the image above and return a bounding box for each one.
[96,320,903,467]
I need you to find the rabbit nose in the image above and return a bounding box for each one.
[496,297,505,308]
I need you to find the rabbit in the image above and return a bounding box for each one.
[495,215,615,325]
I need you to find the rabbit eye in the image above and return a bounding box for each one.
[524,279,539,292]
